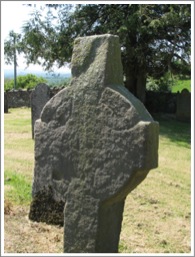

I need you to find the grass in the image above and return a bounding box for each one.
[172,78,191,93]
[4,108,191,253]
[119,114,191,253]
[4,171,32,204]
[4,107,34,204]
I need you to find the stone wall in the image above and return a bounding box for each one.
[5,87,65,108]
[5,89,32,108]
[145,91,177,114]
[4,88,191,122]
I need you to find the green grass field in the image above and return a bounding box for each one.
[4,108,191,253]
[172,79,191,93]
[4,108,34,204]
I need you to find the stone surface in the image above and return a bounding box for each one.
[5,89,32,108]
[31,83,50,139]
[4,92,8,113]
[29,34,159,253]
[176,88,191,122]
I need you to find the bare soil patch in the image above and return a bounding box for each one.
[4,204,63,253]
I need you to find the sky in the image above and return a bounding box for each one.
[1,1,71,73]
[2,2,31,40]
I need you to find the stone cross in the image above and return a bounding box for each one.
[29,34,159,253]
[30,83,50,139]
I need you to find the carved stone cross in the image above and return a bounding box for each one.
[29,34,159,253]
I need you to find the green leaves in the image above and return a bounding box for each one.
[19,4,74,71]
[4,74,47,90]
[4,30,22,65]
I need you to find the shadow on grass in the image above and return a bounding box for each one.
[153,114,191,149]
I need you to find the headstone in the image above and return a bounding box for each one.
[31,83,50,139]
[176,88,191,122]
[4,92,8,113]
[29,34,159,253]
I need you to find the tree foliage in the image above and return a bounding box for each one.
[146,73,173,92]
[4,74,46,90]
[4,30,22,65]
[4,30,24,88]
[21,4,73,70]
[8,4,191,101]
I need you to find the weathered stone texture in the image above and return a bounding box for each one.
[31,83,50,139]
[29,34,159,253]
[176,88,191,122]
[4,92,8,113]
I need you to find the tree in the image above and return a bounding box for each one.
[4,74,47,90]
[4,31,22,89]
[19,4,191,102]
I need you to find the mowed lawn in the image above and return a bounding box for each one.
[172,79,191,93]
[4,108,191,254]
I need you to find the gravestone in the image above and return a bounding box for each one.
[29,34,159,253]
[176,88,191,122]
[4,92,8,113]
[31,83,50,139]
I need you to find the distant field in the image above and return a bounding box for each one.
[172,79,191,93]
[4,108,191,254]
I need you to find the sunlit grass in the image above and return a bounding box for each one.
[120,116,191,253]
[4,170,32,204]
[172,79,191,93]
[4,108,34,205]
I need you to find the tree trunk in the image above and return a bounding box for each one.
[124,64,146,104]
[14,37,17,89]
[123,39,147,104]
[124,70,137,96]
[136,66,146,103]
